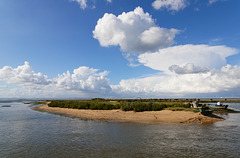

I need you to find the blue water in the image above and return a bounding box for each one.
[0,102,240,158]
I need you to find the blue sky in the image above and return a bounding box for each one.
[0,0,239,98]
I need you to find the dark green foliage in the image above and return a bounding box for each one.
[48,100,120,110]
[1,105,11,107]
[152,103,167,111]
[121,102,153,112]
[120,102,134,111]
[91,98,106,101]
[119,101,185,112]
[33,101,47,105]
[48,100,189,112]
[89,102,120,110]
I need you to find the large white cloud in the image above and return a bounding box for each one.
[112,64,240,98]
[110,44,239,98]
[54,66,111,92]
[138,44,238,73]
[0,61,51,86]
[0,62,112,97]
[152,0,188,11]
[1,61,240,98]
[93,7,179,54]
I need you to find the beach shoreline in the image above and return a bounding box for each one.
[35,103,225,124]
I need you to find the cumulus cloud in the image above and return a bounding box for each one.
[1,61,240,98]
[0,62,112,98]
[138,44,238,73]
[54,66,111,92]
[93,7,179,54]
[0,61,51,86]
[152,0,188,11]
[112,64,240,97]
[169,63,209,74]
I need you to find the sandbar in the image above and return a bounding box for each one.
[36,104,224,124]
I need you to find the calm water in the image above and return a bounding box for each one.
[0,102,240,158]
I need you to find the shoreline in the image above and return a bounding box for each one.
[35,104,225,124]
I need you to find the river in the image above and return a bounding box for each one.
[0,102,240,158]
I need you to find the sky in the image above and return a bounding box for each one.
[0,0,240,99]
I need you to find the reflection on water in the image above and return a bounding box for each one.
[0,102,240,158]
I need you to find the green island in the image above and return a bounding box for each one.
[34,98,240,124]
[37,98,240,113]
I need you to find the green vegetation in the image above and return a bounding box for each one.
[48,100,194,112]
[33,101,47,105]
[213,108,240,113]
[120,101,189,112]
[45,98,240,113]
[165,107,199,112]
[1,105,11,107]
[49,100,120,110]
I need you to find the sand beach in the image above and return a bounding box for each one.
[36,104,224,124]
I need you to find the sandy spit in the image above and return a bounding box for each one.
[35,104,224,124]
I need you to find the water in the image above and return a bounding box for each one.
[0,102,240,158]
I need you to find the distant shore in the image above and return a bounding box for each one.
[36,104,224,124]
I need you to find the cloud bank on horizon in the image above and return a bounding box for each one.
[0,0,239,98]
[1,61,240,98]
[0,62,112,98]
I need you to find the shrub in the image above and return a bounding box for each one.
[48,100,190,112]
[152,103,167,111]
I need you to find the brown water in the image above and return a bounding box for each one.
[0,102,240,158]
